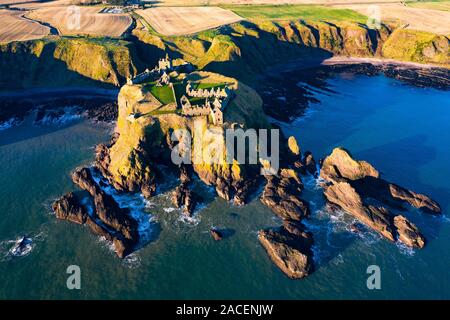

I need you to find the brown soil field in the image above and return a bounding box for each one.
[135,6,243,36]
[26,6,132,37]
[9,0,72,10]
[335,3,450,34]
[0,9,49,43]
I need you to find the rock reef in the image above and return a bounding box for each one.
[258,222,314,279]
[320,147,440,248]
[53,167,140,258]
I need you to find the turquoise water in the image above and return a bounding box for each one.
[0,73,449,299]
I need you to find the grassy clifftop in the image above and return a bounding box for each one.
[1,13,448,90]
[134,19,448,82]
[0,37,145,89]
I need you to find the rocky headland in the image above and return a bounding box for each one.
[49,65,442,278]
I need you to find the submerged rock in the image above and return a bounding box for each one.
[210,228,223,241]
[258,223,314,279]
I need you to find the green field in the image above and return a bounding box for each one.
[224,5,368,23]
[195,82,227,90]
[147,83,175,104]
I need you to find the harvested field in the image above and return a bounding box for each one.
[145,0,401,5]
[135,6,243,36]
[408,1,450,11]
[26,6,132,37]
[0,9,49,43]
[9,0,72,10]
[335,3,450,34]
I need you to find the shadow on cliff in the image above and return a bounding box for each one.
[200,21,334,83]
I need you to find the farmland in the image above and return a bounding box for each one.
[26,6,132,37]
[135,7,243,36]
[0,9,49,44]
[335,2,450,34]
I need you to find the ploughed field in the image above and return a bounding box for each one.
[135,6,243,36]
[25,6,132,37]
[0,9,49,43]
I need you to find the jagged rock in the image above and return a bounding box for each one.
[323,177,430,248]
[389,183,441,214]
[323,182,396,241]
[287,136,300,156]
[394,215,425,248]
[171,166,197,216]
[210,228,223,241]
[320,147,379,183]
[320,147,441,245]
[232,178,259,206]
[282,220,314,246]
[302,151,317,175]
[71,167,140,257]
[215,177,231,201]
[85,216,113,242]
[349,176,441,214]
[260,174,309,221]
[183,189,196,216]
[258,226,314,279]
[52,192,87,225]
[172,185,185,208]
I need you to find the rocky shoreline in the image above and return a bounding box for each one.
[259,62,450,122]
[47,65,443,279]
[0,93,119,129]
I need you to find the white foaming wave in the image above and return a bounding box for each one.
[0,230,47,261]
[0,117,22,131]
[441,214,450,223]
[176,202,206,226]
[163,207,176,213]
[90,169,155,248]
[396,242,416,257]
[332,253,344,265]
[35,107,82,126]
[122,253,142,269]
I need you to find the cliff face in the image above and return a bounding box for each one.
[133,20,449,80]
[0,38,145,89]
[98,71,268,201]
[1,20,448,90]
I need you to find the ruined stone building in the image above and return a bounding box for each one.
[185,82,230,99]
[156,71,170,86]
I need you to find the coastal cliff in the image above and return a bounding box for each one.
[0,38,145,89]
[1,21,448,90]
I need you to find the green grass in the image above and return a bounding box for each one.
[196,82,227,90]
[147,82,175,105]
[224,4,367,23]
